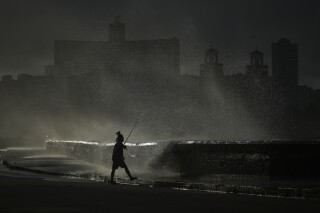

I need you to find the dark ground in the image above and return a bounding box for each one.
[1,175,320,213]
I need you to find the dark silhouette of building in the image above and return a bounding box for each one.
[45,16,180,80]
[246,48,268,79]
[109,15,126,42]
[200,46,223,81]
[272,38,298,104]
[200,46,224,101]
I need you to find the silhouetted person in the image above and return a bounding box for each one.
[108,131,137,184]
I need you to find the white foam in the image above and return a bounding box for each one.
[46,140,158,147]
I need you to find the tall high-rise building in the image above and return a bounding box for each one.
[272,38,298,89]
[272,38,298,103]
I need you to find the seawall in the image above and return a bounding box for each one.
[46,140,320,179]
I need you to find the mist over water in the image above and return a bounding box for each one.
[0,77,269,147]
[0,63,295,147]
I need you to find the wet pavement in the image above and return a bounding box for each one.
[2,147,320,199]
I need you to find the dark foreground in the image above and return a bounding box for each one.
[1,175,320,213]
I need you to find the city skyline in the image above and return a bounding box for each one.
[0,0,319,88]
[1,16,318,141]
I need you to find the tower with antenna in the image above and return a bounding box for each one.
[109,15,126,42]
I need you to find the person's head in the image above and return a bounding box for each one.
[116,131,121,135]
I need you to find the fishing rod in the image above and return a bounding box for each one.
[124,117,140,145]
[123,117,141,158]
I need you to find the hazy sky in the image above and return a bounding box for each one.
[1,0,320,88]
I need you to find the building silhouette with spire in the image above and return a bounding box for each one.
[200,46,223,81]
[109,15,126,42]
[246,48,268,79]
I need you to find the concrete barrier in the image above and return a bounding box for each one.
[46,140,320,179]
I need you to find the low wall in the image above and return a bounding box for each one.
[45,140,171,170]
[173,141,320,178]
[46,140,320,179]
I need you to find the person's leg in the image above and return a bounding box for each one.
[120,161,136,181]
[124,165,133,179]
[124,165,137,180]
[111,169,115,182]
[109,161,118,183]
